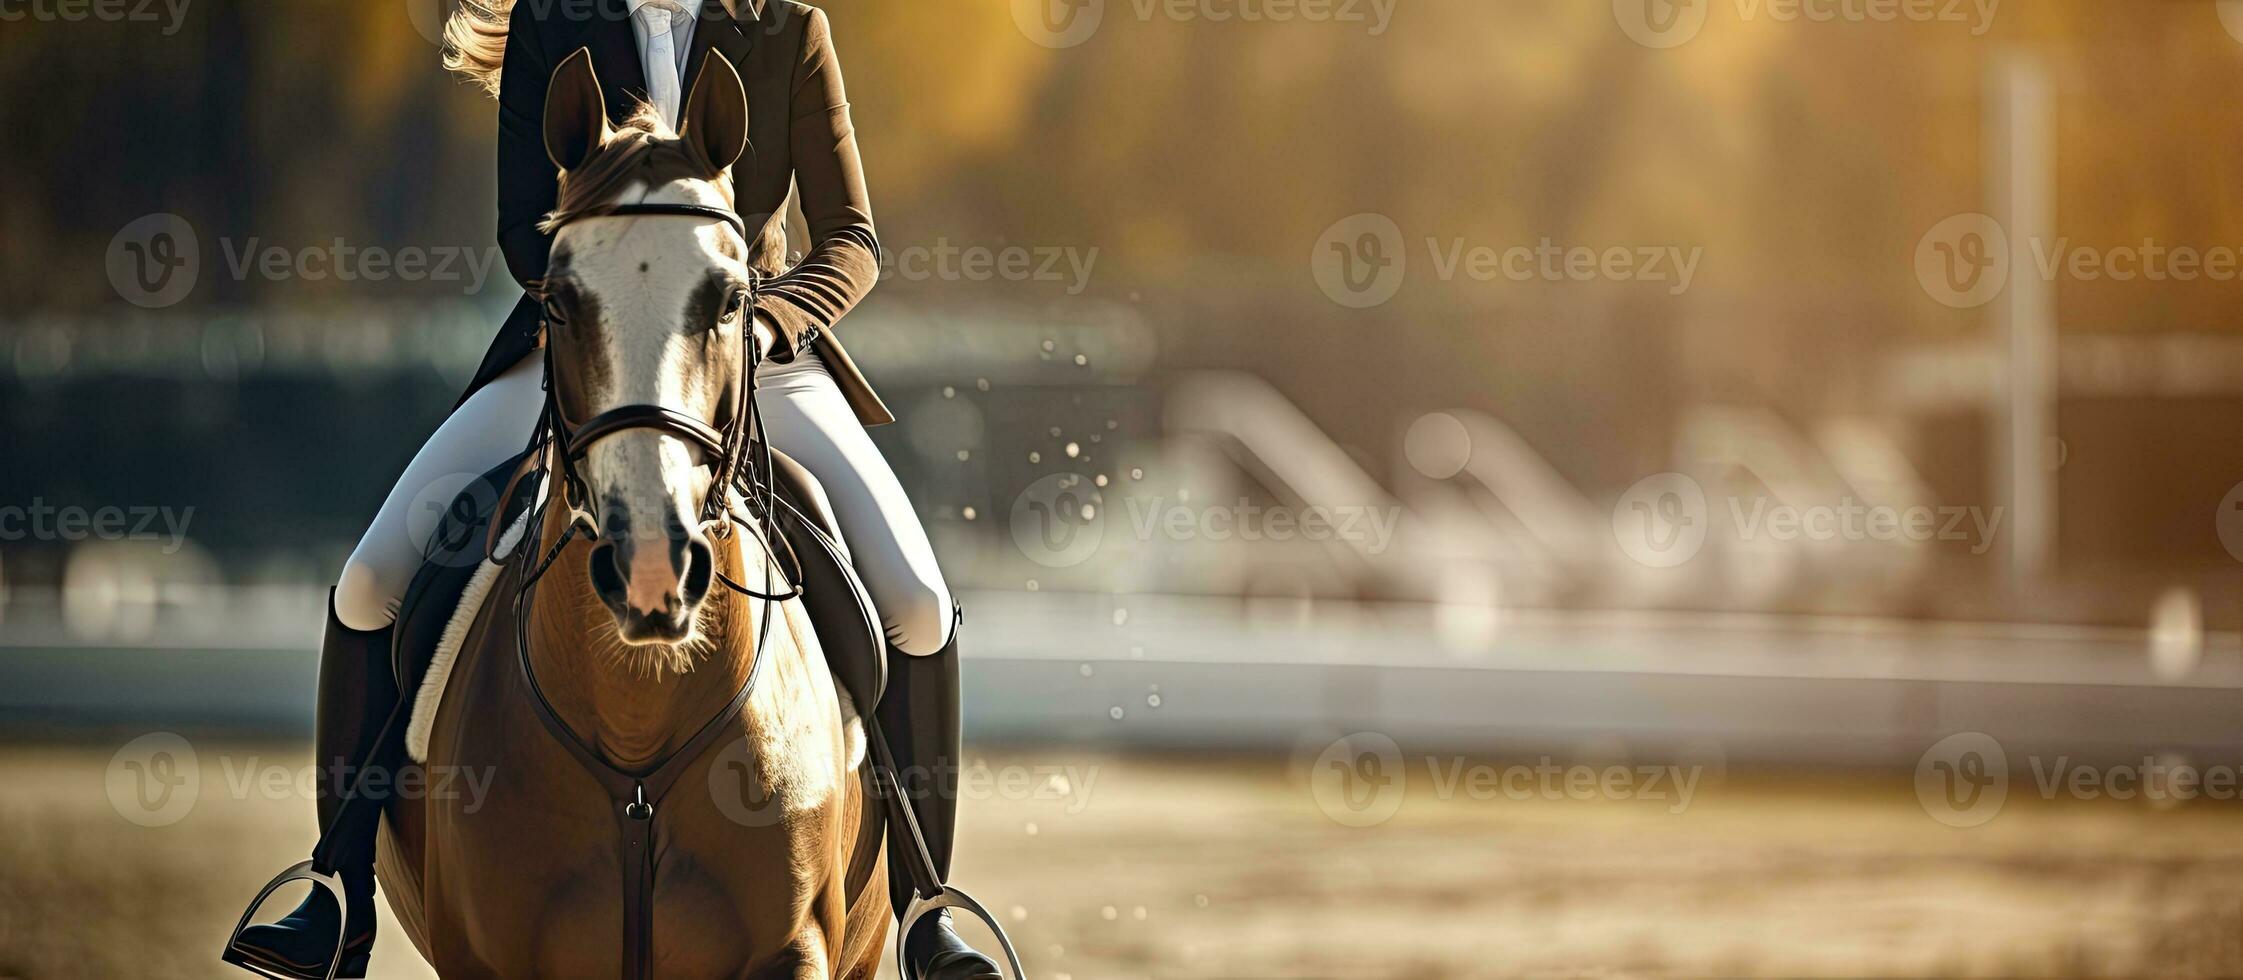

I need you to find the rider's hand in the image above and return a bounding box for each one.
[750,313,775,360]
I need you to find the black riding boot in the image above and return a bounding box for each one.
[881,609,1004,980]
[224,592,398,979]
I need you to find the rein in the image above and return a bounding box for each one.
[502,199,801,980]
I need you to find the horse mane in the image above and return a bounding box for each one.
[540,105,719,232]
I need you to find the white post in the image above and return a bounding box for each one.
[1989,53,2057,589]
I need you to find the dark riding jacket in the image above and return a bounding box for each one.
[466,0,893,426]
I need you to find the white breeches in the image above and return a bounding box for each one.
[334,351,955,655]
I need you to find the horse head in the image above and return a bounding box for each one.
[537,49,757,655]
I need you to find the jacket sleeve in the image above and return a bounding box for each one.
[496,10,557,291]
[754,6,880,361]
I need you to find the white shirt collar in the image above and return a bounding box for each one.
[625,0,705,20]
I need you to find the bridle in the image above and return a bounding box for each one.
[493,197,1023,980]
[506,199,798,598]
[539,202,755,540]
[499,198,809,980]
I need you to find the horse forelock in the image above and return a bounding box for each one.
[542,104,733,233]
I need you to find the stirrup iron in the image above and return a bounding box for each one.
[896,885,1027,980]
[220,860,352,980]
[872,732,1026,979]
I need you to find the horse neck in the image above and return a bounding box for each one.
[524,504,756,772]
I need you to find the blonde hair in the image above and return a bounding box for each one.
[442,0,516,98]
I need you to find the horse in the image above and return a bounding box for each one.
[366,52,890,978]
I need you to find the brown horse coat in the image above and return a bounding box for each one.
[376,503,889,977]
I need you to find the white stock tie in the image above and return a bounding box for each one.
[636,0,689,127]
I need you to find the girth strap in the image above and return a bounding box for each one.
[512,546,777,980]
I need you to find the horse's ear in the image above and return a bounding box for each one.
[679,55,749,174]
[544,48,609,172]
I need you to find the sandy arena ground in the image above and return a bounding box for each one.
[1,743,2239,978]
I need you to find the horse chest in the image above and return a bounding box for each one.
[416,629,840,975]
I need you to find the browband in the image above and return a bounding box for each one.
[558,202,750,242]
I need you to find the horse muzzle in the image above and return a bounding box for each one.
[588,516,716,645]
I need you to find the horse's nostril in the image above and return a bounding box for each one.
[681,536,714,605]
[588,542,628,605]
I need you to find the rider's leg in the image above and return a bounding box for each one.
[753,349,954,654]
[334,353,548,630]
[753,350,1000,979]
[229,354,545,979]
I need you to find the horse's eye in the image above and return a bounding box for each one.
[722,288,750,323]
[542,294,571,326]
